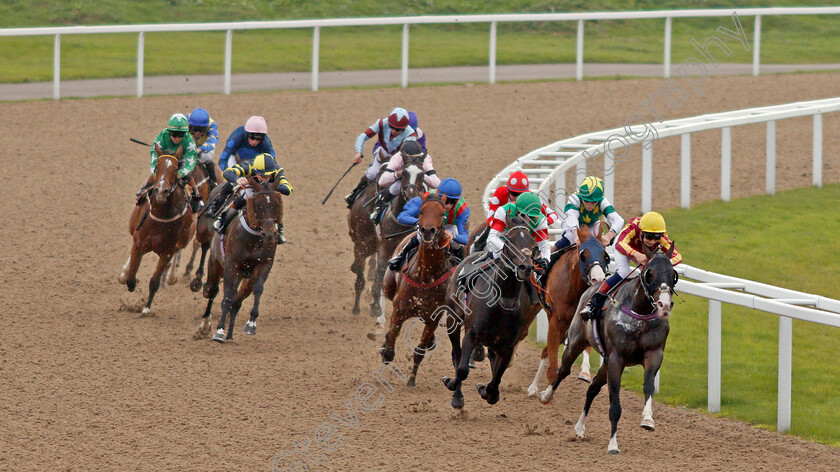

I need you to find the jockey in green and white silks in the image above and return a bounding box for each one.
[487,192,552,265]
[555,176,624,250]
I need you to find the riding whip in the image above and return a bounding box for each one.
[321,162,358,205]
[130,137,152,147]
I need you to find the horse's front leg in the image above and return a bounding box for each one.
[478,345,513,405]
[165,250,180,286]
[442,327,476,409]
[184,238,199,276]
[539,321,589,404]
[190,240,210,293]
[195,253,221,339]
[350,249,366,315]
[407,319,439,387]
[226,277,254,341]
[142,251,173,316]
[370,254,387,321]
[606,353,625,454]
[244,264,273,336]
[641,348,664,431]
[380,305,407,364]
[120,243,145,292]
[213,269,240,342]
[575,362,608,438]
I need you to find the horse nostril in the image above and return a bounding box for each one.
[518,264,527,271]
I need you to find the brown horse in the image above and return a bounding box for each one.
[180,161,222,279]
[118,155,195,316]
[195,177,282,342]
[526,225,609,396]
[380,195,456,387]
[347,171,382,316]
[372,154,428,324]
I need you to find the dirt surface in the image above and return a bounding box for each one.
[2,73,840,471]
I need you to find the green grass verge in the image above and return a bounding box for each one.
[1,1,839,83]
[530,183,840,447]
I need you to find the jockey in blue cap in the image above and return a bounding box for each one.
[187,107,220,187]
[388,177,470,271]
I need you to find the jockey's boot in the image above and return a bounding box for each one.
[345,176,372,208]
[449,245,465,266]
[204,161,218,187]
[580,291,608,321]
[277,224,287,245]
[389,236,420,271]
[471,226,490,253]
[189,190,204,213]
[525,279,541,307]
[206,196,221,217]
[214,208,236,234]
[369,192,394,224]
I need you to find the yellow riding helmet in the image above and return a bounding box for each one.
[639,211,666,233]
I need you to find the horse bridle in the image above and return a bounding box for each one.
[578,237,608,280]
[244,189,278,234]
[418,199,449,249]
[639,257,678,307]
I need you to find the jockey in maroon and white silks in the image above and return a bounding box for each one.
[354,107,418,180]
[378,143,440,198]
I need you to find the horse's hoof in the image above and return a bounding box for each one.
[538,388,554,405]
[527,384,539,397]
[450,393,465,409]
[352,306,360,316]
[608,448,621,455]
[442,377,456,391]
[189,278,202,292]
[577,371,592,383]
[406,377,416,388]
[243,321,257,335]
[127,281,136,292]
[641,419,655,431]
[118,273,127,285]
[468,360,476,369]
[472,345,486,362]
[140,307,153,317]
[212,329,226,342]
[167,276,178,286]
[476,383,487,398]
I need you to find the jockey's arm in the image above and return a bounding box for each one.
[422,155,441,188]
[218,133,240,171]
[601,198,625,235]
[271,169,293,196]
[615,224,638,259]
[661,235,682,266]
[415,128,427,152]
[378,154,402,187]
[452,207,470,245]
[177,141,198,179]
[486,186,507,223]
[397,196,422,226]
[354,121,380,155]
[486,206,508,258]
[199,121,220,154]
[533,220,552,260]
[541,203,560,226]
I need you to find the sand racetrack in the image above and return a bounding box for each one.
[2,73,840,471]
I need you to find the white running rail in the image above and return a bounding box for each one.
[485,97,840,433]
[2,7,840,99]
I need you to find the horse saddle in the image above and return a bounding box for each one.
[455,251,495,287]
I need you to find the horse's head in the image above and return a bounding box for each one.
[152,155,179,204]
[399,141,427,201]
[245,176,281,245]
[417,194,446,245]
[576,226,608,285]
[502,216,537,281]
[640,243,679,319]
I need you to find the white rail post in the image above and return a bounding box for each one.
[312,26,320,92]
[53,34,61,100]
[489,21,497,84]
[680,133,691,209]
[778,316,792,433]
[604,151,615,203]
[708,300,721,413]
[721,127,731,202]
[576,19,584,81]
[536,310,548,343]
[401,24,410,88]
[642,143,652,213]
[224,29,232,95]
[766,120,776,195]
[813,113,823,187]
[136,32,144,98]
[663,17,672,78]
[753,15,761,77]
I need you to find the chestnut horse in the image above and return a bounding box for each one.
[526,225,608,396]
[442,218,537,409]
[380,194,456,387]
[538,246,677,454]
[195,177,282,342]
[118,155,195,315]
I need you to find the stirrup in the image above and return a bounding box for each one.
[388,255,404,271]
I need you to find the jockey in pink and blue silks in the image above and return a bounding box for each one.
[344,107,419,208]
[370,139,440,223]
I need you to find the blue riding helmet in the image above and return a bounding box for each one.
[437,178,462,199]
[409,111,418,129]
[188,108,210,127]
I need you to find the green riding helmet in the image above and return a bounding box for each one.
[578,176,604,202]
[167,113,189,132]
[515,192,543,219]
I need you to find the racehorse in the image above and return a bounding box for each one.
[180,161,223,279]
[348,171,383,316]
[442,218,537,409]
[380,194,457,387]
[526,225,608,396]
[372,153,428,323]
[118,155,195,316]
[538,245,678,454]
[185,184,227,293]
[195,176,282,342]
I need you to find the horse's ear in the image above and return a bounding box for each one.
[643,243,653,260]
[597,221,608,238]
[576,227,586,242]
[644,267,655,284]
[666,240,675,259]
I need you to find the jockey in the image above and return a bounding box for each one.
[407,111,427,152]
[211,153,292,244]
[187,107,220,187]
[218,116,275,172]
[482,192,553,305]
[472,170,559,252]
[370,140,440,224]
[579,211,682,321]
[388,178,470,271]
[344,107,418,208]
[554,176,624,250]
[137,113,201,211]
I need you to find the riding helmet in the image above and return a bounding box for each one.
[578,176,604,202]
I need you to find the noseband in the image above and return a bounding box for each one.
[578,237,607,279]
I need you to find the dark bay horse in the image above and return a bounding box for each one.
[119,155,195,316]
[181,160,224,281]
[348,169,383,316]
[442,218,537,409]
[538,246,678,454]
[380,195,456,387]
[195,177,282,342]
[526,225,608,396]
[372,154,428,325]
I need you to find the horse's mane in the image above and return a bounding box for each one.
[422,193,445,206]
